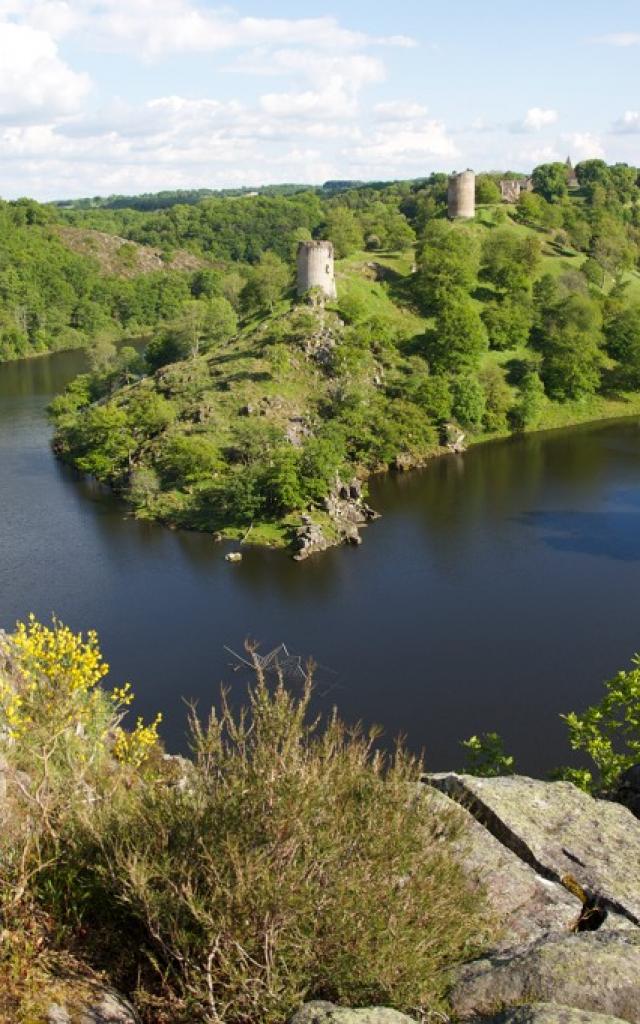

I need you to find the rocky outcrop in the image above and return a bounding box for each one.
[475,1006,635,1024]
[293,516,332,560]
[442,422,467,453]
[426,788,582,949]
[322,480,379,545]
[428,774,640,926]
[293,481,379,560]
[449,932,640,1022]
[425,774,640,1024]
[289,1003,416,1024]
[46,980,140,1023]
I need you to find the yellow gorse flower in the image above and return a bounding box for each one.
[113,713,163,768]
[0,615,160,767]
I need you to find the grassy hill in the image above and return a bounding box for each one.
[49,191,640,556]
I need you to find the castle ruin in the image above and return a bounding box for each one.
[499,177,533,203]
[296,240,337,299]
[448,169,476,220]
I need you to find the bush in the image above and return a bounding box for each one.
[559,654,640,793]
[46,662,488,1023]
[0,618,493,1023]
[0,618,162,1018]
[451,373,486,428]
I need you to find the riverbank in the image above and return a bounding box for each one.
[223,391,640,557]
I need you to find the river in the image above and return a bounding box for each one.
[2,347,640,774]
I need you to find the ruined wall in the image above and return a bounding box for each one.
[500,178,533,203]
[296,241,337,299]
[448,170,476,220]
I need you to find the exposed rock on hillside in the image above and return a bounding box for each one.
[293,479,379,560]
[56,226,205,278]
[289,1004,416,1024]
[475,1006,636,1024]
[449,931,640,1022]
[426,788,582,949]
[45,979,139,1023]
[428,773,640,926]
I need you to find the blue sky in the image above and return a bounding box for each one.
[1,0,639,199]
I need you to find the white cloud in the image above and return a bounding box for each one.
[519,107,559,132]
[515,143,561,166]
[374,100,428,121]
[0,90,457,200]
[0,19,90,121]
[613,110,640,133]
[349,121,458,168]
[591,32,640,46]
[260,52,385,119]
[50,1,416,59]
[564,131,605,159]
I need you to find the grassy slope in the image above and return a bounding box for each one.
[338,218,640,445]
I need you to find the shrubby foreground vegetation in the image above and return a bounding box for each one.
[0,616,490,1024]
[2,614,639,1022]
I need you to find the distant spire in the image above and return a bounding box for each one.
[565,155,573,170]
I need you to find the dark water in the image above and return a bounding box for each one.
[2,348,640,774]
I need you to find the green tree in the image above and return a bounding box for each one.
[324,206,365,258]
[605,303,640,388]
[475,175,501,204]
[262,446,304,514]
[158,434,222,488]
[406,365,453,423]
[481,229,541,295]
[73,404,135,481]
[427,290,488,373]
[145,325,191,371]
[127,390,177,436]
[538,294,604,399]
[416,221,479,309]
[299,434,346,502]
[451,373,486,428]
[559,653,640,793]
[479,365,513,432]
[128,465,161,510]
[482,297,533,350]
[461,732,515,777]
[202,296,238,348]
[511,370,546,429]
[590,218,635,283]
[531,162,570,202]
[243,252,290,311]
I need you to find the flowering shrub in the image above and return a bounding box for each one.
[0,614,161,768]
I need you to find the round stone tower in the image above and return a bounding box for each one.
[296,240,337,299]
[447,169,476,220]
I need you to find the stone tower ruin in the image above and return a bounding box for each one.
[448,169,476,220]
[296,240,337,300]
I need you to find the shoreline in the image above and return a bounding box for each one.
[24,343,640,557]
[142,400,640,558]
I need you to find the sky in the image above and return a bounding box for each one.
[1,0,640,200]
